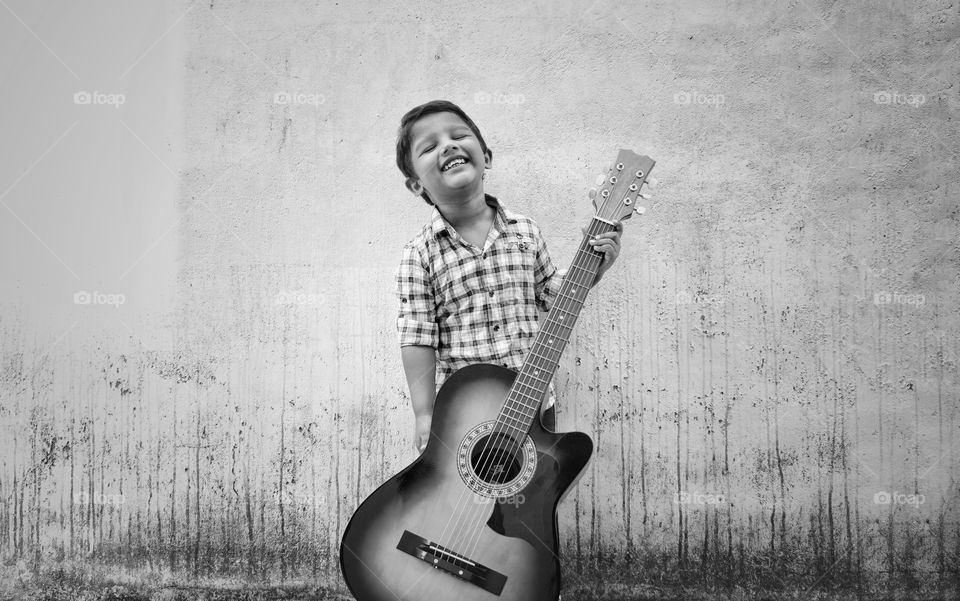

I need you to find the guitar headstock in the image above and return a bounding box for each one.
[591,149,656,222]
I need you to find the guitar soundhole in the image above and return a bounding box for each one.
[470,434,522,485]
[457,421,537,497]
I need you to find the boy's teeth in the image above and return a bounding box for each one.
[443,158,466,171]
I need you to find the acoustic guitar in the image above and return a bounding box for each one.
[340,150,656,601]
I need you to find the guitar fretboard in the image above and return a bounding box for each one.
[496,217,617,435]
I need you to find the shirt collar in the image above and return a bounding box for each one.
[429,194,517,239]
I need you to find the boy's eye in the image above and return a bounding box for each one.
[420,144,436,155]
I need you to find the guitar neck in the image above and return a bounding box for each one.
[495,148,655,437]
[501,216,619,430]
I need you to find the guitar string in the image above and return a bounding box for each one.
[452,170,640,561]
[427,196,610,562]
[455,184,626,560]
[428,163,645,575]
[456,221,609,562]
[447,170,632,561]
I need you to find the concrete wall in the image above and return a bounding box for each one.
[2,0,958,597]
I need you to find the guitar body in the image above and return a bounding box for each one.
[340,363,593,601]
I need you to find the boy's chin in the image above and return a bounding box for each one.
[434,173,481,193]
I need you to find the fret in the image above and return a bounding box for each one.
[500,404,529,420]
[499,409,530,427]
[498,413,526,430]
[507,380,544,404]
[548,310,578,324]
[530,346,554,363]
[539,324,573,340]
[543,314,575,328]
[513,388,545,407]
[522,361,558,379]
[550,305,578,319]
[556,290,585,304]
[518,370,552,385]
[504,404,536,422]
[567,262,599,281]
[511,382,545,406]
[539,328,571,343]
[521,352,554,367]
[520,369,554,387]
[500,406,534,426]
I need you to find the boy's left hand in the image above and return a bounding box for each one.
[581,169,656,285]
[583,220,623,280]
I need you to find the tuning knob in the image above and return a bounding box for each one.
[646,177,659,188]
[639,192,652,200]
[595,173,607,186]
[635,206,646,215]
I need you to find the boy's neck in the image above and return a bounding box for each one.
[433,188,492,229]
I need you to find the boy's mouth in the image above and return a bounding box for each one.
[440,156,469,172]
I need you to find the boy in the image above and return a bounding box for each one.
[394,100,622,452]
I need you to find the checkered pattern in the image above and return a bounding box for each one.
[396,195,561,406]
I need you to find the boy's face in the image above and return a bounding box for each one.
[405,111,492,203]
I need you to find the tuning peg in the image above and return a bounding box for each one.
[587,188,598,200]
[635,206,646,215]
[639,192,652,200]
[595,173,606,186]
[647,177,659,188]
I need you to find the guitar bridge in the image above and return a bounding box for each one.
[396,530,507,595]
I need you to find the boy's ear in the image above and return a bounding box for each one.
[483,148,493,169]
[405,177,424,196]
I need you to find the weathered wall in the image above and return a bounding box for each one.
[2,0,959,597]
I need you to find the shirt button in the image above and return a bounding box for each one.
[493,325,500,331]
[489,290,495,297]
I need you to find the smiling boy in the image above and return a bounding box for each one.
[394,100,622,452]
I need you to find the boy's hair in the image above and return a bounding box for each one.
[396,100,490,205]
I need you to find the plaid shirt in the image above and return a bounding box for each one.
[396,195,560,406]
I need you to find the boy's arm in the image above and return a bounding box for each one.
[396,243,440,452]
[400,346,436,451]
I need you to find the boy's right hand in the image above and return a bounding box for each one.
[414,414,432,453]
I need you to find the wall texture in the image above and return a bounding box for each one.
[2,0,959,598]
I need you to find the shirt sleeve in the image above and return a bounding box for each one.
[396,243,439,348]
[532,222,561,313]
